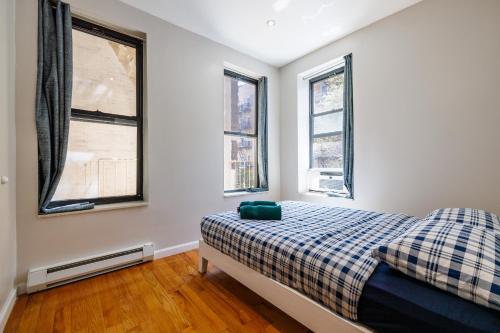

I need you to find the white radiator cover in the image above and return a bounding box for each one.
[27,243,154,293]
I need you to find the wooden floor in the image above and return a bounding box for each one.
[5,250,309,333]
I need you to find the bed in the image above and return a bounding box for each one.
[358,262,500,332]
[199,201,499,333]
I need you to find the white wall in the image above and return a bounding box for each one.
[280,0,500,217]
[15,0,280,283]
[0,0,17,325]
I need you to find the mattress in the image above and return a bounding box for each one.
[358,263,500,333]
[201,201,419,320]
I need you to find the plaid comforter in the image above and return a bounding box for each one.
[201,201,419,320]
[373,208,500,311]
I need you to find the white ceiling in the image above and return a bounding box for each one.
[119,0,421,67]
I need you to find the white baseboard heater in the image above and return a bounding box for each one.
[27,243,154,293]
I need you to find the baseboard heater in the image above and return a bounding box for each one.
[27,243,154,293]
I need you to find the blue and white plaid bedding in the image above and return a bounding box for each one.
[425,208,500,232]
[201,201,419,320]
[373,209,500,311]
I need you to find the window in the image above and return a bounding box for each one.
[51,17,143,206]
[224,70,259,192]
[309,66,345,193]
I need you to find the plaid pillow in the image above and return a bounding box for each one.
[425,208,499,232]
[373,219,500,311]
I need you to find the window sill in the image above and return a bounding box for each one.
[302,191,352,199]
[38,201,148,218]
[224,190,269,198]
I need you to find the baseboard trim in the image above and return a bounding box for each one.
[154,240,199,260]
[0,288,17,332]
[16,284,26,296]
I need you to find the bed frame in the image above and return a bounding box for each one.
[198,240,371,333]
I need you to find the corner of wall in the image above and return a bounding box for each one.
[0,0,18,328]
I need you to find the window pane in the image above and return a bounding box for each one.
[313,112,343,135]
[52,121,137,201]
[313,73,344,114]
[224,135,257,190]
[224,75,256,134]
[312,135,343,169]
[72,29,137,116]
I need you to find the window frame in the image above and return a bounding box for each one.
[309,66,345,169]
[50,17,144,207]
[223,69,260,193]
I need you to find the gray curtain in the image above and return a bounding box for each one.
[36,0,93,213]
[343,54,354,198]
[256,77,269,190]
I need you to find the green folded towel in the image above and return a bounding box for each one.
[240,205,282,220]
[239,201,277,207]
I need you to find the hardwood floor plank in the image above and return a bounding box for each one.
[4,250,307,333]
[99,272,138,332]
[33,287,58,333]
[4,295,28,332]
[53,305,71,333]
[16,292,44,333]
[140,266,191,331]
